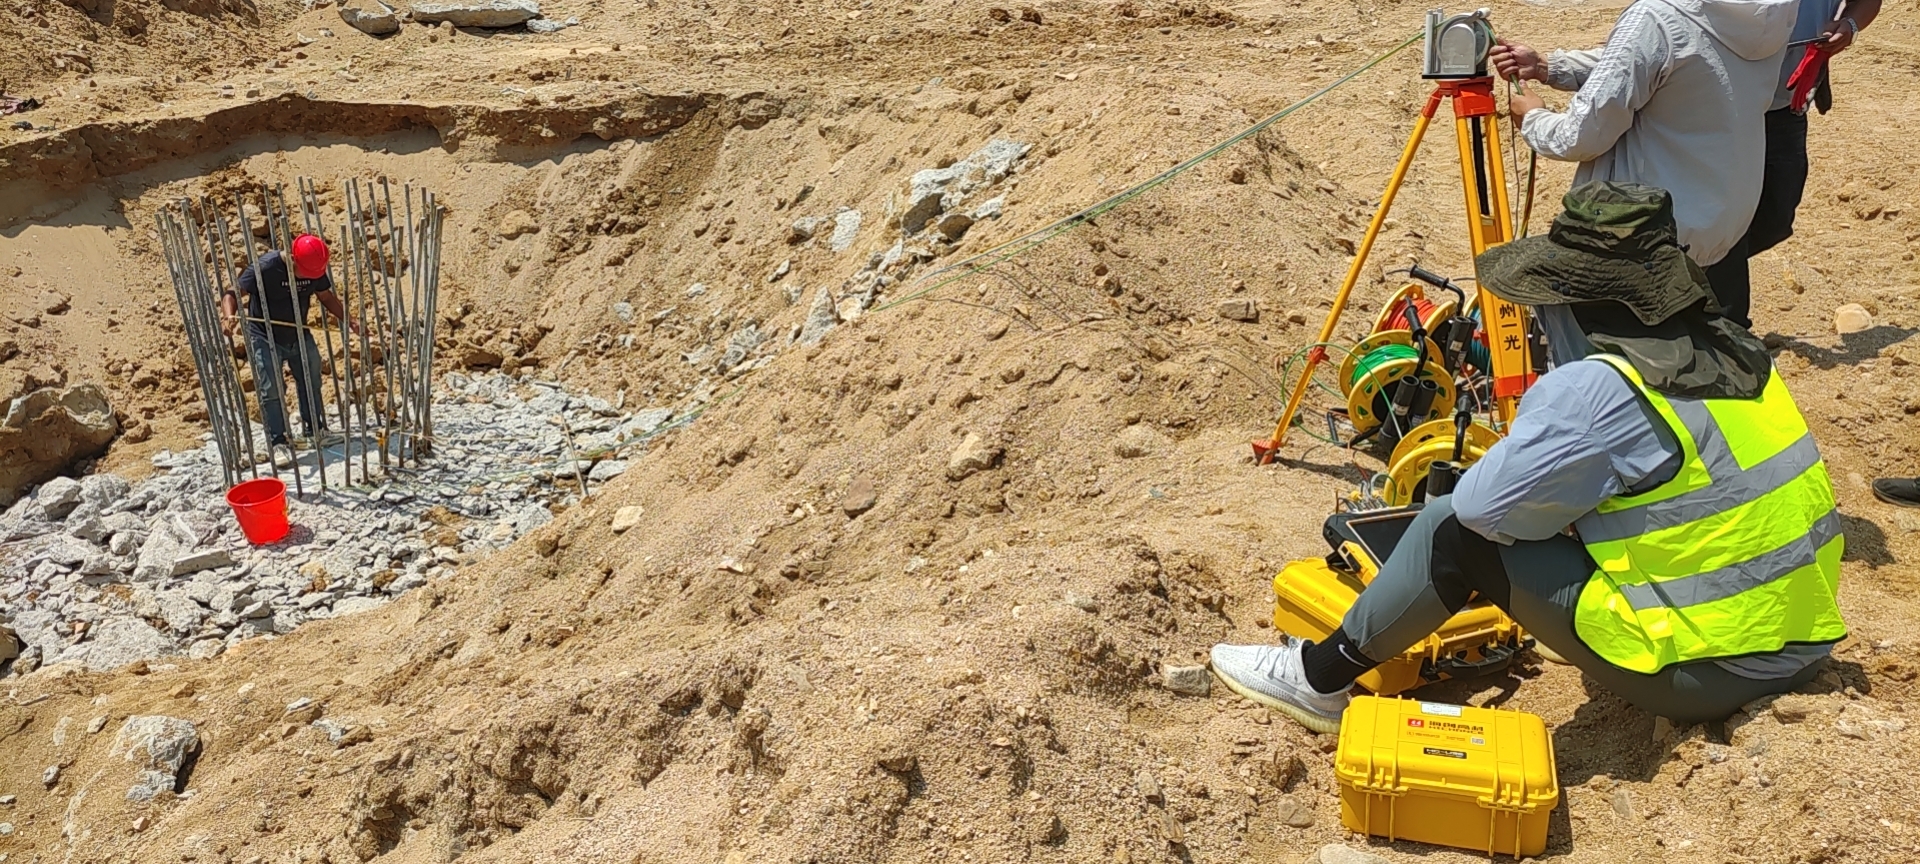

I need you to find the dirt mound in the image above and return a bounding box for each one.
[3,0,1920,862]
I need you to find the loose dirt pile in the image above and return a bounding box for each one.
[3,0,1920,862]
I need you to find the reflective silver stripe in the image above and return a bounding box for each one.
[1617,508,1843,612]
[1578,432,1825,544]
[1668,399,1739,477]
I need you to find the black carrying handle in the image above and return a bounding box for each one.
[1426,640,1521,681]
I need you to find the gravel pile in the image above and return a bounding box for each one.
[0,371,689,677]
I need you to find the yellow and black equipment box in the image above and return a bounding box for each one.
[1336,696,1559,857]
[1272,505,1529,695]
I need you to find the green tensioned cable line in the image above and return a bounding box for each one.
[876,29,1425,313]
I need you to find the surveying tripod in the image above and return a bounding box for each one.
[1253,73,1538,464]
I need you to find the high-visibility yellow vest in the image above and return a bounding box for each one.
[1571,355,1847,674]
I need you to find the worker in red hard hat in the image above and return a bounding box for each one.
[219,234,363,452]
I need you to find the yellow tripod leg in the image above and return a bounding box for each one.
[1255,101,1439,462]
[1458,107,1533,425]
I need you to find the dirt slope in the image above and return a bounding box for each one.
[4,0,1920,862]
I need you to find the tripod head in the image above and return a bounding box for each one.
[1422,8,1495,80]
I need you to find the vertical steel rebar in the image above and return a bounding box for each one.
[333,223,362,485]
[416,192,440,456]
[270,184,328,493]
[235,190,302,499]
[348,181,392,474]
[158,208,238,488]
[206,204,263,480]
[195,203,263,485]
[298,178,350,488]
[184,202,250,488]
[337,184,370,480]
[377,179,406,469]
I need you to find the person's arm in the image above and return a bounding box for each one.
[315,290,364,337]
[223,266,256,336]
[1451,369,1625,544]
[219,291,240,336]
[1492,40,1601,92]
[1825,0,1881,52]
[1545,48,1604,91]
[1517,4,1671,163]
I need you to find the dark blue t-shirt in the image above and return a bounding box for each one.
[235,250,333,337]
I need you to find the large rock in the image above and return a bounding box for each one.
[8,609,65,658]
[946,433,1003,481]
[1835,303,1874,335]
[79,472,129,505]
[830,209,863,253]
[799,289,838,345]
[899,140,1030,235]
[34,476,84,519]
[409,0,538,27]
[114,716,199,802]
[132,526,188,583]
[78,619,175,672]
[0,384,118,507]
[155,592,207,635]
[1315,844,1390,864]
[339,0,402,35]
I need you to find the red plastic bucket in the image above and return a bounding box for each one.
[226,477,290,544]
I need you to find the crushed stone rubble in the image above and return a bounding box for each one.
[0,371,697,678]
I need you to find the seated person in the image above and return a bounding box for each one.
[1213,182,1846,732]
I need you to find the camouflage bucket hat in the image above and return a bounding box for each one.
[1475,182,1719,325]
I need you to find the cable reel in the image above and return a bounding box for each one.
[1369,283,1457,336]
[1383,417,1500,505]
[1336,329,1456,441]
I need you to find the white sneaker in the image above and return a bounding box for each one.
[1210,641,1351,734]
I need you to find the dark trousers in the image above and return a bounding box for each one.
[1332,497,1822,724]
[246,325,326,445]
[1704,109,1811,331]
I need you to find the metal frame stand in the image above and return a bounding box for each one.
[1254,77,1537,463]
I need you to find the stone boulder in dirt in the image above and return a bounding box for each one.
[339,0,403,35]
[0,384,118,507]
[113,716,200,802]
[409,0,539,27]
[900,139,1029,235]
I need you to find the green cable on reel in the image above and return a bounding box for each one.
[1347,344,1420,390]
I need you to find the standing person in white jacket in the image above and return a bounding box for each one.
[1492,0,1801,330]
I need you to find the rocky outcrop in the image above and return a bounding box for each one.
[0,384,117,506]
[409,0,539,27]
[339,0,403,35]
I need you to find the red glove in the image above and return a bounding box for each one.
[1786,44,1831,114]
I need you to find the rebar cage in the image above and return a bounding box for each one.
[155,178,444,497]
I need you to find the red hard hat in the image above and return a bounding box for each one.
[290,234,330,279]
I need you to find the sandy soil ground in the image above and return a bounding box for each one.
[3,0,1920,861]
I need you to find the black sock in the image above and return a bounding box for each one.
[1301,627,1379,694]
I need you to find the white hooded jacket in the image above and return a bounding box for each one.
[1523,0,1799,266]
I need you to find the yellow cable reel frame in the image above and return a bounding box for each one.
[1382,417,1501,505]
[1336,330,1456,438]
[1369,283,1459,336]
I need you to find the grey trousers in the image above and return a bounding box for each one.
[1341,496,1822,723]
[247,326,326,444]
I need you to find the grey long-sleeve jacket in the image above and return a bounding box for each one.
[1450,357,1829,679]
[1521,0,1798,267]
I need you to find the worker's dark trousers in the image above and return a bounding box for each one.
[1336,497,1822,724]
[1704,109,1811,333]
[246,325,326,445]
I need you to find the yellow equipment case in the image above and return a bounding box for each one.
[1271,505,1528,695]
[1335,696,1559,857]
